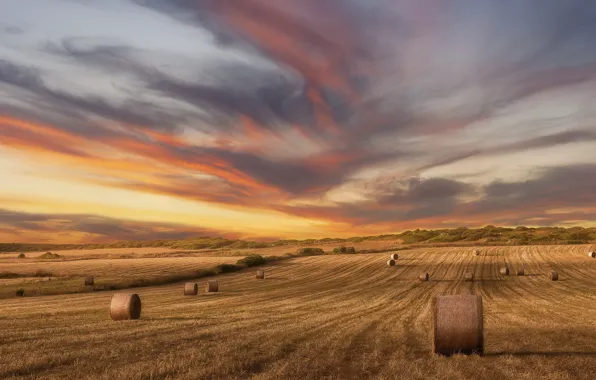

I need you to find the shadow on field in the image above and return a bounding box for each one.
[486,351,596,357]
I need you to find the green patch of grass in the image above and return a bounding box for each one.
[236,254,266,267]
[295,247,325,256]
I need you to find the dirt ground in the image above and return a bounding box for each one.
[1,245,596,379]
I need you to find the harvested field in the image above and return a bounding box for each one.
[1,245,596,379]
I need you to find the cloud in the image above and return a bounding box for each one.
[0,209,239,243]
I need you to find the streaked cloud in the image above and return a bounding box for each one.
[0,0,595,242]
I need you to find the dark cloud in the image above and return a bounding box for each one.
[0,209,237,242]
[0,59,191,134]
[273,164,596,227]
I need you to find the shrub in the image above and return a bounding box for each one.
[16,289,25,297]
[295,247,325,256]
[332,246,357,254]
[17,253,26,258]
[39,252,61,259]
[215,263,243,273]
[236,254,266,267]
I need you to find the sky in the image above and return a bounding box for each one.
[1,0,596,243]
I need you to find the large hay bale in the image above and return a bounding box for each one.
[387,259,396,267]
[206,280,219,292]
[110,293,141,321]
[184,282,198,295]
[549,271,559,281]
[390,253,399,260]
[419,273,430,281]
[499,267,509,276]
[433,295,484,356]
[256,270,265,279]
[516,268,525,276]
[84,276,94,286]
[589,251,596,258]
[464,272,475,281]
[474,250,480,256]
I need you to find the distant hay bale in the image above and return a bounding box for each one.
[433,295,484,356]
[110,293,141,321]
[206,280,219,292]
[549,271,559,281]
[474,250,480,256]
[419,273,429,281]
[256,270,265,279]
[499,267,509,276]
[84,276,94,286]
[184,282,198,295]
[589,251,596,258]
[464,272,475,281]
[516,268,525,276]
[390,253,399,260]
[387,259,396,267]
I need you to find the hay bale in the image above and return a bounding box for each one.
[516,268,525,276]
[256,270,265,279]
[184,282,198,296]
[206,280,219,292]
[110,293,141,321]
[464,272,475,281]
[419,273,429,281]
[474,250,480,256]
[549,271,559,281]
[84,276,94,286]
[433,295,484,356]
[390,253,399,260]
[499,267,509,276]
[387,259,396,266]
[589,251,596,258]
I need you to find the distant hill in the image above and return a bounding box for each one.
[1,225,595,252]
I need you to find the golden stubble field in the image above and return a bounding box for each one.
[1,244,596,380]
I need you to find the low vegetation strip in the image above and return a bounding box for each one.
[2,225,595,253]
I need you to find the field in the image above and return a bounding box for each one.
[1,244,596,379]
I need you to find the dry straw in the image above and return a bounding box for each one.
[110,293,141,321]
[390,253,399,260]
[184,283,198,296]
[84,276,94,286]
[499,267,509,276]
[256,270,265,279]
[433,295,484,356]
[549,271,559,281]
[419,273,430,281]
[464,272,475,281]
[206,280,219,292]
[517,268,525,276]
[589,251,596,258]
[387,259,396,267]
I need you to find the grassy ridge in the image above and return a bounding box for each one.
[1,225,595,252]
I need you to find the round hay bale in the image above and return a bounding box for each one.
[464,272,475,281]
[499,267,509,276]
[390,253,399,260]
[549,271,559,281]
[387,259,396,267]
[474,250,480,256]
[433,295,484,356]
[84,276,94,286]
[206,280,219,292]
[419,273,429,281]
[516,268,525,276]
[184,282,198,296]
[589,251,596,258]
[256,270,265,279]
[110,293,141,321]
